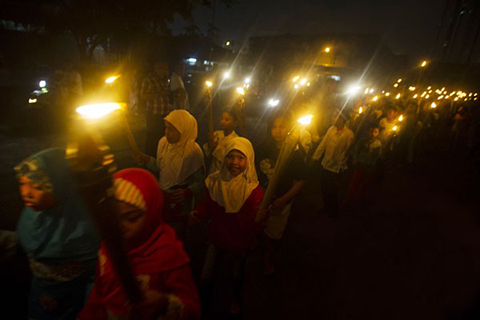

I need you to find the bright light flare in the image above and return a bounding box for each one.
[397,79,402,83]
[421,60,428,67]
[413,94,418,99]
[76,102,122,119]
[409,86,416,91]
[431,102,437,109]
[297,115,313,126]
[268,99,280,108]
[398,115,404,122]
[293,76,300,83]
[236,87,245,95]
[39,80,47,88]
[396,93,401,99]
[206,81,213,87]
[393,125,398,132]
[347,85,361,96]
[244,77,251,84]
[372,96,379,102]
[385,92,391,97]
[223,71,231,79]
[325,47,331,53]
[28,98,37,104]
[300,78,307,86]
[359,107,363,114]
[105,76,119,84]
[394,83,399,88]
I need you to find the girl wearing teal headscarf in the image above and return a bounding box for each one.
[15,148,100,320]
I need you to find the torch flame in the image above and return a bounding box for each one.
[236,87,245,95]
[398,115,403,122]
[206,81,213,87]
[431,102,436,109]
[297,115,313,126]
[105,76,119,84]
[76,102,122,119]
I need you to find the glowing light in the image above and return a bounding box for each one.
[297,115,313,126]
[307,82,311,87]
[450,91,456,96]
[394,83,399,88]
[409,86,416,91]
[225,41,231,46]
[268,99,280,108]
[347,85,361,96]
[438,96,444,100]
[427,86,432,90]
[369,89,374,94]
[469,93,473,97]
[105,76,119,84]
[398,115,404,122]
[223,71,231,79]
[413,94,418,99]
[475,93,478,97]
[431,102,436,109]
[28,98,37,104]
[236,87,245,95]
[244,77,251,84]
[426,95,430,99]
[359,107,363,114]
[294,84,299,90]
[39,80,47,88]
[397,79,402,83]
[365,88,369,94]
[206,81,213,87]
[187,58,197,65]
[293,76,300,83]
[372,96,379,102]
[395,93,401,99]
[300,78,307,86]
[76,103,122,119]
[325,47,331,53]
[421,60,428,67]
[421,92,426,97]
[454,97,459,101]
[393,125,398,132]
[385,92,391,97]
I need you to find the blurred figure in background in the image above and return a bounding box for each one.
[170,60,190,110]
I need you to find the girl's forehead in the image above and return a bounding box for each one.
[228,149,246,157]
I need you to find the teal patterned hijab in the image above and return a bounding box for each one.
[15,148,99,261]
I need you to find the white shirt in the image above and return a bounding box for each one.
[312,125,354,173]
[170,72,189,110]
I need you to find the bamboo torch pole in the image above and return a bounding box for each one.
[256,115,313,222]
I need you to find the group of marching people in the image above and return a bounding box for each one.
[3,81,476,320]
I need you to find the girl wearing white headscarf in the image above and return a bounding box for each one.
[191,137,264,317]
[140,109,205,241]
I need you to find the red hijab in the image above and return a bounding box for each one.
[82,168,189,317]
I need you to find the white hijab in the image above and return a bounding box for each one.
[205,137,259,213]
[157,110,204,190]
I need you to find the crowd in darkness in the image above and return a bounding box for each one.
[1,58,480,320]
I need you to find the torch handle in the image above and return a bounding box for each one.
[207,90,214,135]
[77,169,143,304]
[121,113,140,154]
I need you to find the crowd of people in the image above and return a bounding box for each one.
[1,58,480,320]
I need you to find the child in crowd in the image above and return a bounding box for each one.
[203,108,239,175]
[378,105,399,144]
[14,148,100,320]
[257,111,307,275]
[136,110,205,241]
[346,125,382,204]
[79,168,201,320]
[190,137,264,318]
[312,110,354,217]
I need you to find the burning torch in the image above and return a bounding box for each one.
[256,115,313,222]
[67,102,143,304]
[235,87,247,137]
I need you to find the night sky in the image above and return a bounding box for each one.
[171,0,444,59]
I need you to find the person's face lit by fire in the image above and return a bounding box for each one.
[372,127,380,139]
[116,200,147,248]
[271,117,289,144]
[164,120,181,144]
[387,109,398,121]
[225,150,247,177]
[220,112,237,134]
[18,176,56,211]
